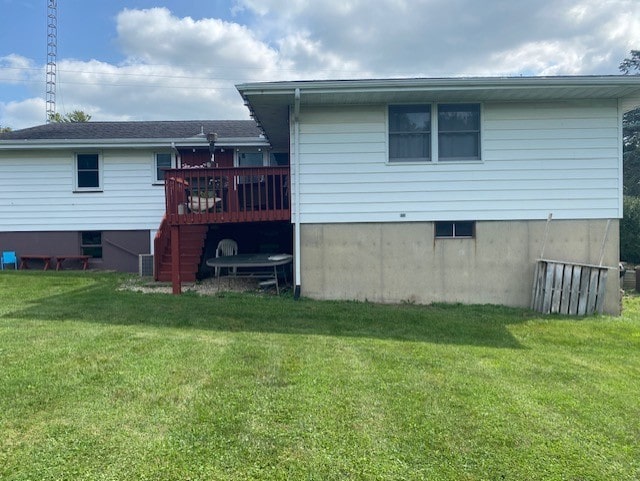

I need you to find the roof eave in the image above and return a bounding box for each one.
[0,135,270,150]
[237,75,640,97]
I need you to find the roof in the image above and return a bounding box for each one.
[237,75,640,149]
[0,120,264,149]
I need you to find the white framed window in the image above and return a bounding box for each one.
[388,103,481,163]
[154,152,173,183]
[435,221,475,238]
[388,104,431,162]
[438,104,481,161]
[75,152,102,191]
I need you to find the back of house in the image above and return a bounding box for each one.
[238,76,640,314]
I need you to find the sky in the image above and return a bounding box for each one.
[1,0,639,130]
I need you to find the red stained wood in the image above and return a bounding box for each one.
[164,166,290,226]
[171,225,181,294]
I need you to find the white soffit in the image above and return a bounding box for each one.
[237,76,640,148]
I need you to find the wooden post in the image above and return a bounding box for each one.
[171,225,181,294]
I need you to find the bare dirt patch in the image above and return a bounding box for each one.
[119,276,267,296]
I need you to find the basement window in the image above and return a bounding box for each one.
[435,221,475,238]
[81,231,103,258]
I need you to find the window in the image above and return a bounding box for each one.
[269,152,289,166]
[81,231,102,258]
[76,153,101,189]
[237,149,266,184]
[388,103,480,162]
[237,150,265,167]
[389,105,431,162]
[438,104,480,160]
[155,153,172,182]
[435,221,475,238]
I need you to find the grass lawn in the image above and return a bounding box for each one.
[1,271,639,480]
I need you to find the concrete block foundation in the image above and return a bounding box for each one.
[299,219,620,315]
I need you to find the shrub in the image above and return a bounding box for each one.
[621,195,640,263]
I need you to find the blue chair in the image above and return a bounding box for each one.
[1,251,18,270]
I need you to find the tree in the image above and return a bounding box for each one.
[65,110,92,122]
[619,50,640,261]
[48,110,92,123]
[621,196,640,262]
[619,50,640,74]
[0,125,11,133]
[620,52,640,195]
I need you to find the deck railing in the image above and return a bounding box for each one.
[164,166,290,225]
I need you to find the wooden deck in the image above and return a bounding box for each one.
[157,166,291,292]
[164,166,290,225]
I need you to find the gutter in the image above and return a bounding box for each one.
[0,136,269,151]
[237,74,640,94]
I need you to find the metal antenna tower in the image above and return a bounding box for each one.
[46,0,57,122]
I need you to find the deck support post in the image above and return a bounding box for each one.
[171,225,182,294]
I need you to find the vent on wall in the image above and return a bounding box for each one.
[139,254,154,277]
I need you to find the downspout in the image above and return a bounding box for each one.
[293,88,302,299]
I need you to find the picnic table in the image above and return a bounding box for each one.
[19,255,53,270]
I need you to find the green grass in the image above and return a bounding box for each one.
[1,271,639,480]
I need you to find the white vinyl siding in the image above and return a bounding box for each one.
[293,100,621,224]
[0,149,167,231]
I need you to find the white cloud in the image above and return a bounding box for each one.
[116,8,282,78]
[2,1,639,130]
[1,97,45,129]
[0,54,40,84]
[53,57,251,122]
[232,0,640,76]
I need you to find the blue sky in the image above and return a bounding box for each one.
[1,0,639,129]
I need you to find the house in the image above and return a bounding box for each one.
[3,75,640,315]
[0,120,292,277]
[236,76,640,315]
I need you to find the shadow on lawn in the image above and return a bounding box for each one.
[4,274,536,349]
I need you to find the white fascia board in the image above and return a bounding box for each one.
[0,137,208,150]
[237,75,640,103]
[237,75,640,92]
[0,136,269,151]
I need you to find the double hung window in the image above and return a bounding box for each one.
[76,153,101,190]
[155,153,172,183]
[438,104,480,160]
[388,103,481,162]
[388,105,431,162]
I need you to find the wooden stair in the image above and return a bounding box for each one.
[154,222,208,282]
